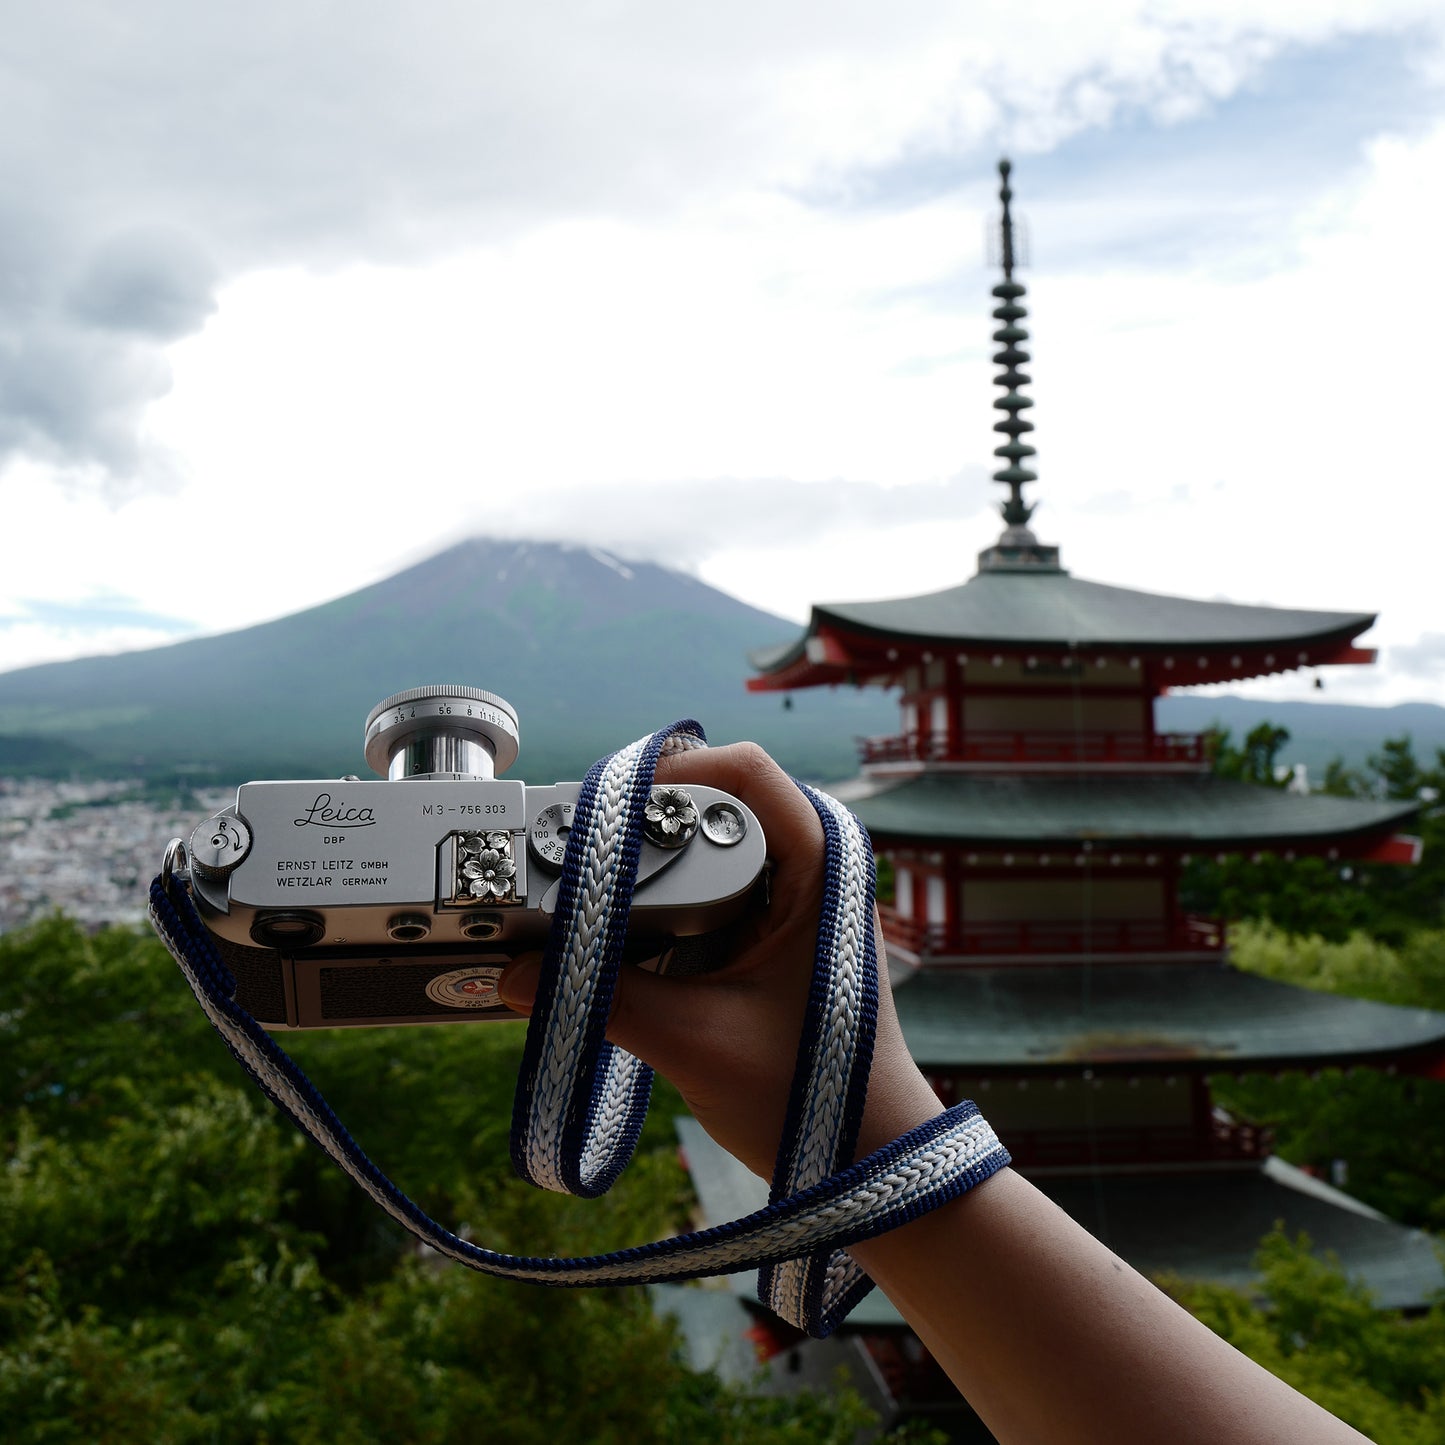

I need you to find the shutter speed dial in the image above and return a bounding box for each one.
[528,802,574,870]
[528,788,706,872]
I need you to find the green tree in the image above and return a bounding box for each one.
[1369,737,1432,803]
[0,919,900,1443]
[1209,723,1292,787]
[1213,923,1445,1229]
[1319,756,1371,798]
[1167,1231,1445,1445]
[1184,732,1445,940]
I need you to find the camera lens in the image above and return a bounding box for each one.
[363,685,520,780]
[250,911,326,949]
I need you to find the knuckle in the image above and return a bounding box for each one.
[730,739,775,782]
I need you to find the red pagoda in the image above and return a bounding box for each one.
[670,160,1445,1434]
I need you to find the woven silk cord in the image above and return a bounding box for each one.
[147,719,1010,1338]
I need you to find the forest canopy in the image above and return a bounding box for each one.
[0,918,894,1444]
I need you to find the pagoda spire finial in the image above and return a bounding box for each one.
[998,156,1019,281]
[978,157,1063,574]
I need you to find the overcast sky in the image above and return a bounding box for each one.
[2,1,1443,708]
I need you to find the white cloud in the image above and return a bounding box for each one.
[0,622,185,676]
[0,0,1439,485]
[1,1,1443,714]
[1390,634,1445,679]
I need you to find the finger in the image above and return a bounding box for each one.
[654,740,805,826]
[502,947,758,1068]
[603,961,725,1074]
[654,741,825,899]
[497,951,544,1014]
[603,956,802,1177]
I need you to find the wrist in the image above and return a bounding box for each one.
[851,1056,947,1161]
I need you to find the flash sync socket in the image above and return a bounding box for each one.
[386,913,432,943]
[460,912,505,941]
[251,910,326,949]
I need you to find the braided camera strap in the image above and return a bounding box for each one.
[147,720,1009,1338]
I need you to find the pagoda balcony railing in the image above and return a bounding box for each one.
[961,1120,1273,1171]
[878,908,1225,958]
[859,730,1208,767]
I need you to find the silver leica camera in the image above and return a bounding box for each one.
[175,685,766,1030]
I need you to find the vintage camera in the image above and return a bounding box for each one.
[175,685,766,1030]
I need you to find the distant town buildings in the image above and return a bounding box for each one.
[0,778,230,932]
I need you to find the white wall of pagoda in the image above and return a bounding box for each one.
[962,694,1147,734]
[879,849,1219,962]
[963,876,1165,922]
[893,652,1162,761]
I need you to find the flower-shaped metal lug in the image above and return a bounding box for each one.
[461,847,516,900]
[644,785,699,849]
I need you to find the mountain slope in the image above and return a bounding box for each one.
[1156,695,1445,775]
[4,538,1438,785]
[0,540,895,782]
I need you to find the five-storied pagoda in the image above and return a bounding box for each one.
[674,160,1445,1430]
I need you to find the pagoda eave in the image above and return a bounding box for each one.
[1149,639,1376,690]
[750,625,1377,695]
[746,623,898,693]
[748,578,1379,693]
[809,578,1376,655]
[891,965,1445,1077]
[1361,833,1425,865]
[832,773,1419,855]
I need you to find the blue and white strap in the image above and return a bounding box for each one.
[148,720,1009,1338]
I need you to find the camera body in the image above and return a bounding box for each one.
[180,686,765,1030]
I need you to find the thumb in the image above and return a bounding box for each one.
[497,952,544,1014]
[601,961,718,1074]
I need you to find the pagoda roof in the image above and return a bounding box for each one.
[749,571,1375,687]
[890,964,1445,1075]
[830,771,1416,849]
[677,1116,1445,1318]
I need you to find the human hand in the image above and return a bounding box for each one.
[507,750,1372,1445]
[498,741,942,1179]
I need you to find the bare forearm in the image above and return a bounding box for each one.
[850,1167,1371,1445]
[543,744,1370,1444]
